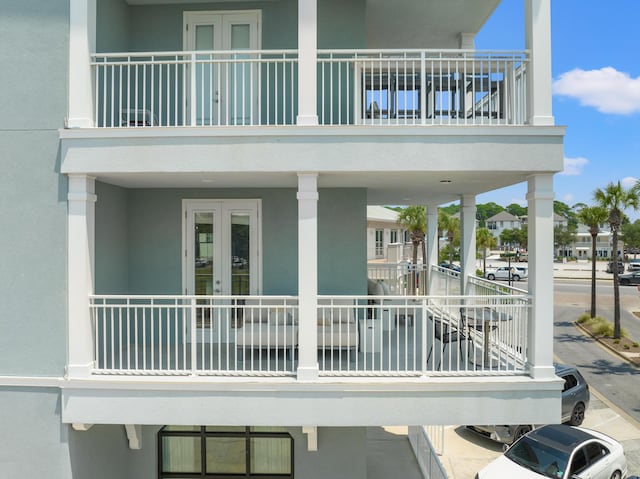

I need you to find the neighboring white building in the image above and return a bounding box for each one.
[1,1,564,478]
[486,211,522,245]
[366,206,405,260]
[561,224,622,259]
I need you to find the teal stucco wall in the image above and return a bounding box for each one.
[96,0,366,52]
[0,0,69,376]
[94,187,366,296]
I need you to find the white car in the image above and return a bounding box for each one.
[476,424,627,479]
[485,266,528,281]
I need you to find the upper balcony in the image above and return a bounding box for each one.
[91,49,528,129]
[68,0,555,132]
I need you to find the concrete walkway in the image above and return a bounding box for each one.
[367,426,423,479]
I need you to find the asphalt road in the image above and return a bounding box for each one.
[553,278,640,476]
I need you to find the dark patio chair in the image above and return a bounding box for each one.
[427,313,472,370]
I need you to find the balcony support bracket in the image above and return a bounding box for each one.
[125,424,142,450]
[302,426,318,451]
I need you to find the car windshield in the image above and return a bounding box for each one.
[505,436,569,478]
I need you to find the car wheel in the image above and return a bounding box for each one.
[487,274,495,280]
[568,402,586,426]
[512,275,520,281]
[610,470,622,479]
[512,426,531,443]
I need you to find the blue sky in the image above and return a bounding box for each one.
[474,0,640,220]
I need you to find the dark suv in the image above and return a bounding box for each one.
[467,364,590,445]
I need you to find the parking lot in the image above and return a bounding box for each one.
[439,384,640,478]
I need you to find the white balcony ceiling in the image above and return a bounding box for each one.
[366,0,501,49]
[125,0,502,49]
[61,125,564,206]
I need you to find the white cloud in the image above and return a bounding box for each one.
[553,67,640,115]
[510,198,527,207]
[560,156,588,176]
[562,193,574,204]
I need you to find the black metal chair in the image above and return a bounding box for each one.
[427,313,471,370]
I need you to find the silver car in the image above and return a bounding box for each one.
[476,424,627,479]
[468,364,590,445]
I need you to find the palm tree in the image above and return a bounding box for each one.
[594,182,640,338]
[577,205,608,318]
[476,227,497,276]
[398,206,426,294]
[437,210,449,263]
[438,212,460,265]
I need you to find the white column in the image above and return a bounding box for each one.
[458,33,475,50]
[297,173,319,380]
[68,0,96,128]
[460,195,476,295]
[526,174,556,379]
[296,0,318,126]
[426,204,439,294]
[67,174,97,378]
[525,0,554,126]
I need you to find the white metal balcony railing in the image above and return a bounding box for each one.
[91,49,528,128]
[89,293,530,378]
[367,262,429,295]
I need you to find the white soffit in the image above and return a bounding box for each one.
[366,0,501,48]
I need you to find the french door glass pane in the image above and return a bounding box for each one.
[230,24,251,125]
[231,24,250,49]
[195,25,216,125]
[162,436,201,473]
[231,214,250,295]
[194,212,214,296]
[196,25,214,50]
[205,437,246,473]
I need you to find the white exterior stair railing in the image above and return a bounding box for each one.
[91,49,528,128]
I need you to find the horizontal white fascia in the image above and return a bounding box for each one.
[59,125,566,140]
[0,376,65,388]
[61,378,563,427]
[1,374,562,394]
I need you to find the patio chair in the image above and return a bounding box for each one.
[426,313,472,370]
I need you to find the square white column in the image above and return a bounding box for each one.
[67,174,97,378]
[460,195,476,295]
[526,174,556,379]
[296,0,318,125]
[68,0,96,128]
[525,0,554,126]
[297,173,319,380]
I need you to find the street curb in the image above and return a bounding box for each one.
[574,321,640,371]
[562,325,640,432]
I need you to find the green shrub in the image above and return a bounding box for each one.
[624,344,630,350]
[593,321,614,336]
[577,313,591,324]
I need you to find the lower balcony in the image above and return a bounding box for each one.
[89,283,530,379]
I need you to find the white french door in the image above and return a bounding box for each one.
[184,10,260,125]
[183,199,261,298]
